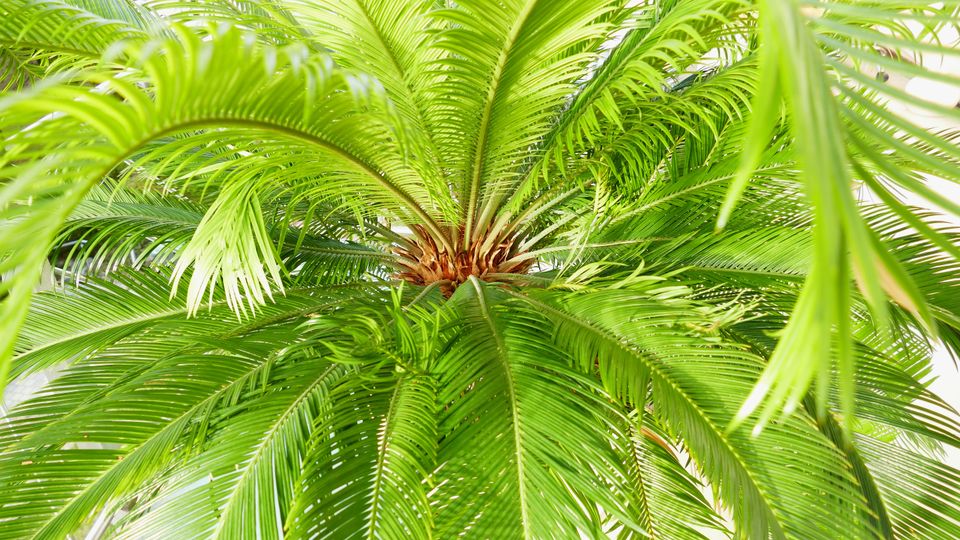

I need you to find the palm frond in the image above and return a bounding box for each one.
[287,371,437,539]
[427,0,619,241]
[513,283,875,539]
[12,268,374,379]
[430,278,639,538]
[0,24,450,383]
[115,358,354,540]
[615,410,727,540]
[724,0,960,429]
[0,47,44,92]
[0,337,298,539]
[857,434,960,539]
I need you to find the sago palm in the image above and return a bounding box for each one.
[1,0,960,538]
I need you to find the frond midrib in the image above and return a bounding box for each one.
[625,420,660,539]
[467,277,533,538]
[364,376,406,539]
[212,364,347,540]
[462,0,541,243]
[0,38,104,58]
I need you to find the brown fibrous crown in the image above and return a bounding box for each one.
[393,225,533,296]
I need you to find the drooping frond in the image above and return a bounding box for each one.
[0,23,451,381]
[11,268,378,379]
[431,278,640,538]
[0,275,393,539]
[511,282,875,539]
[0,338,302,539]
[615,410,727,539]
[114,359,355,540]
[724,0,960,429]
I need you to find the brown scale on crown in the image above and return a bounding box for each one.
[393,225,533,296]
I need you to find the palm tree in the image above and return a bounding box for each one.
[1,0,959,538]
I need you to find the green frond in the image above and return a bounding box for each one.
[171,180,286,316]
[431,278,639,538]
[427,0,620,240]
[0,23,449,380]
[53,184,391,288]
[0,47,44,92]
[12,268,374,379]
[857,434,960,539]
[13,269,197,378]
[514,284,875,539]
[723,0,960,429]
[114,359,354,540]
[616,411,728,540]
[0,338,299,539]
[63,0,164,32]
[275,0,447,194]
[0,0,145,56]
[513,0,752,204]
[53,185,207,278]
[287,371,437,540]
[1,279,393,538]
[140,0,314,45]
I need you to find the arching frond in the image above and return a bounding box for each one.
[724,0,960,429]
[114,359,354,540]
[431,279,639,538]
[615,411,727,540]
[506,0,753,210]
[513,284,875,539]
[12,268,377,379]
[0,24,450,380]
[0,338,300,540]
